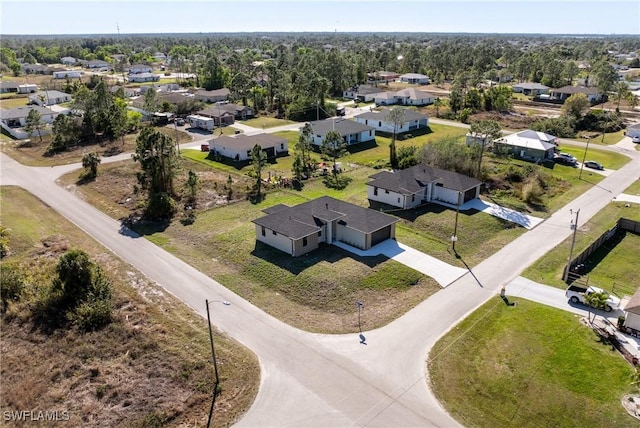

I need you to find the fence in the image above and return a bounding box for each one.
[564,218,640,283]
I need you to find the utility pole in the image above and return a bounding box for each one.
[451,191,461,252]
[205,299,220,428]
[578,137,591,179]
[563,208,580,283]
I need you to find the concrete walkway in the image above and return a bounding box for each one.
[333,239,468,287]
[614,193,640,204]
[461,198,545,229]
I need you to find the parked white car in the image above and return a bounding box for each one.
[565,285,620,312]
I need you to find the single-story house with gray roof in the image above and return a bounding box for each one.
[209,133,288,161]
[374,88,436,106]
[494,129,558,162]
[367,164,482,209]
[0,81,19,93]
[343,84,386,102]
[194,88,230,103]
[28,90,72,106]
[399,73,430,85]
[252,196,399,257]
[512,82,549,96]
[549,86,603,103]
[0,105,59,139]
[354,108,428,133]
[622,287,640,334]
[128,73,160,83]
[306,118,375,146]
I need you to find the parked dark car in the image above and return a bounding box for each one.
[583,160,604,170]
[553,155,577,166]
[175,118,185,126]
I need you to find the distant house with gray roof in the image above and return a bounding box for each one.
[0,81,19,94]
[399,73,430,85]
[354,108,428,133]
[194,88,230,103]
[252,196,399,257]
[373,88,436,106]
[0,105,59,139]
[549,86,603,103]
[306,118,375,146]
[512,82,549,96]
[342,84,386,102]
[367,165,482,209]
[209,133,288,161]
[28,90,72,106]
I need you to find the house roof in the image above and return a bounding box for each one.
[368,164,482,195]
[496,129,558,151]
[252,196,399,240]
[400,73,429,79]
[195,88,230,98]
[394,88,435,100]
[30,90,71,99]
[197,106,235,118]
[0,106,56,120]
[624,287,640,315]
[368,71,400,78]
[354,107,427,122]
[130,63,152,69]
[210,133,287,152]
[0,81,19,89]
[374,92,396,101]
[308,118,374,137]
[512,82,549,90]
[349,85,386,96]
[129,73,158,79]
[551,86,600,95]
[158,92,191,104]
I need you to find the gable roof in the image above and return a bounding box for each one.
[368,164,482,195]
[308,118,374,137]
[252,196,399,240]
[0,81,19,89]
[512,82,549,90]
[30,90,71,100]
[354,107,427,122]
[197,106,235,118]
[400,73,429,79]
[624,288,640,315]
[210,133,287,152]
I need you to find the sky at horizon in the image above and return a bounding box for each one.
[1,0,639,36]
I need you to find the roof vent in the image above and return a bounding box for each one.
[325,203,329,209]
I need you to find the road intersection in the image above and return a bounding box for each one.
[0,132,637,427]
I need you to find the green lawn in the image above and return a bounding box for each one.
[429,298,637,428]
[574,130,627,146]
[522,193,640,296]
[0,96,29,108]
[241,117,296,129]
[557,144,630,170]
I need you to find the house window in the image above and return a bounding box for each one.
[398,197,401,203]
[378,121,382,127]
[303,237,308,247]
[280,143,284,150]
[412,195,415,202]
[261,226,266,236]
[385,189,389,194]
[272,230,277,236]
[318,231,322,237]
[374,187,378,196]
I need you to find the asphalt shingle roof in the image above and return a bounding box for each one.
[210,133,287,151]
[368,165,482,194]
[252,196,399,239]
[354,108,427,122]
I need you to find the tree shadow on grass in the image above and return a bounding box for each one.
[119,215,171,237]
[251,241,387,276]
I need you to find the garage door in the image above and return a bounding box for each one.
[463,187,477,203]
[371,226,391,247]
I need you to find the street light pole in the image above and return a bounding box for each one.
[356,301,364,332]
[578,137,590,179]
[205,299,230,428]
[563,209,580,283]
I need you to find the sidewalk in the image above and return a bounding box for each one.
[333,239,467,288]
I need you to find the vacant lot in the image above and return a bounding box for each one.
[0,186,259,427]
[429,298,637,428]
[522,191,640,297]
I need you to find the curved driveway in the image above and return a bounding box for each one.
[0,135,637,427]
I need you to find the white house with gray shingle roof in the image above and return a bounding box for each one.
[306,118,375,146]
[209,133,288,161]
[252,196,399,257]
[354,108,428,133]
[367,165,482,209]
[0,106,59,139]
[28,90,72,106]
[374,88,436,106]
[494,129,558,162]
[399,73,430,84]
[512,82,549,96]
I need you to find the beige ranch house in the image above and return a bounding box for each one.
[252,196,399,257]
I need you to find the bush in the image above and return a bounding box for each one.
[72,299,113,332]
[323,175,352,190]
[532,116,576,138]
[521,179,543,205]
[0,263,24,311]
[146,192,177,219]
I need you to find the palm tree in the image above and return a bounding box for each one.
[613,81,631,112]
[82,152,101,179]
[433,97,442,118]
[583,290,609,324]
[251,144,268,200]
[321,130,347,178]
[388,107,405,170]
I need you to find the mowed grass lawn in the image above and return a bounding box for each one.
[523,189,640,297]
[429,298,637,428]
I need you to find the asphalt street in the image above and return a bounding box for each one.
[0,130,638,427]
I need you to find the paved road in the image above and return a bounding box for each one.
[1,132,638,427]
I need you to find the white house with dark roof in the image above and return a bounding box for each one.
[399,73,430,85]
[60,56,77,65]
[354,108,428,133]
[367,71,400,83]
[494,129,558,161]
[85,60,110,70]
[128,64,153,74]
[209,133,288,161]
[306,118,375,146]
[53,70,83,79]
[252,196,399,257]
[28,90,72,106]
[367,165,482,209]
[622,288,640,334]
[512,82,549,96]
[0,81,19,93]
